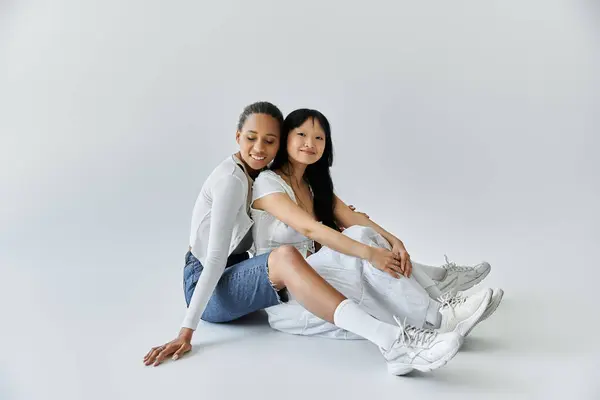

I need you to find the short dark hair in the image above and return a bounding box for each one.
[237,101,284,131]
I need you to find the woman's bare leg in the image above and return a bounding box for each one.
[266,246,462,375]
[267,245,406,351]
[267,246,345,323]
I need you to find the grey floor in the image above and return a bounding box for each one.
[2,216,598,400]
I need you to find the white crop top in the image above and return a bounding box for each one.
[251,170,316,258]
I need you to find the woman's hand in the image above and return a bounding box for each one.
[348,205,369,219]
[367,247,405,279]
[391,239,412,277]
[143,328,193,366]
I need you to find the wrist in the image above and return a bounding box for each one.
[362,245,375,261]
[391,238,403,248]
[178,327,194,341]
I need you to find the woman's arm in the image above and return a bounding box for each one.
[252,193,404,276]
[144,176,245,366]
[182,176,245,329]
[334,195,412,276]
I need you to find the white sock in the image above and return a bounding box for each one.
[419,264,447,281]
[333,299,399,351]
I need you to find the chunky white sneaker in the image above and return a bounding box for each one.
[480,288,504,322]
[435,255,491,295]
[381,317,462,375]
[438,288,492,337]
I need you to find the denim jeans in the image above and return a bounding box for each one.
[183,250,287,323]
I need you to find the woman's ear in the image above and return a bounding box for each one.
[235,131,241,144]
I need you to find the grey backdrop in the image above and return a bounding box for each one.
[1,1,599,399]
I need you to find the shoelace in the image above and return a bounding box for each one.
[392,316,438,348]
[441,254,471,272]
[437,292,467,319]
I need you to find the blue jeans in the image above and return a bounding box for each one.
[183,251,287,323]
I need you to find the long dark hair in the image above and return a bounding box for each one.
[271,109,338,231]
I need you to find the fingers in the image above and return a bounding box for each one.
[144,345,165,366]
[153,345,175,366]
[399,253,408,277]
[172,343,191,361]
[403,253,411,277]
[393,255,405,274]
[373,249,406,279]
[391,259,404,273]
[405,258,413,277]
[144,341,192,366]
[393,250,411,277]
[389,265,404,278]
[144,347,157,361]
[386,258,405,278]
[348,205,369,219]
[389,253,404,270]
[385,267,402,279]
[144,346,163,364]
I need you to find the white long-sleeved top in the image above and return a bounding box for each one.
[181,155,254,330]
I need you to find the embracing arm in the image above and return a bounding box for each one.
[334,195,412,276]
[252,193,404,275]
[253,193,372,259]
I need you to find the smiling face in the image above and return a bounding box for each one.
[286,117,326,166]
[235,113,281,173]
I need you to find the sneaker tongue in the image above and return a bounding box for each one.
[439,293,466,309]
[406,326,436,346]
[451,296,466,305]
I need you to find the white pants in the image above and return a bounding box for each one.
[265,226,442,339]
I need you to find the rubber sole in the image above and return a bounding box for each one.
[480,288,504,322]
[456,288,492,337]
[387,339,462,376]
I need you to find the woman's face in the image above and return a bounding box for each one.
[236,113,281,172]
[286,117,326,166]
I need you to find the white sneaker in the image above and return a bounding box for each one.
[481,288,504,322]
[381,317,462,375]
[435,255,491,295]
[438,288,492,337]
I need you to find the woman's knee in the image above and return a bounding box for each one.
[268,246,306,285]
[269,245,304,271]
